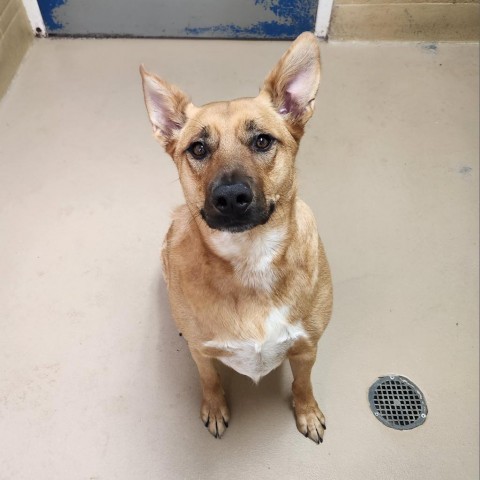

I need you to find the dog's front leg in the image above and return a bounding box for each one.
[288,344,326,444]
[190,348,230,438]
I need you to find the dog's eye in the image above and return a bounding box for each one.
[254,134,272,151]
[188,141,208,160]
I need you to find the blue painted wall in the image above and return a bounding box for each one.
[37,0,317,38]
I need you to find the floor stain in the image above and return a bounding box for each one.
[421,43,438,54]
[458,166,473,176]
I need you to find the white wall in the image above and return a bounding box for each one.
[21,0,46,36]
[315,0,334,38]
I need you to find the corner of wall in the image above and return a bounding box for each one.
[0,0,34,100]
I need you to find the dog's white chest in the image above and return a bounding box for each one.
[204,306,307,383]
[209,227,286,291]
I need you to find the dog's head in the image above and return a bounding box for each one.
[140,32,321,233]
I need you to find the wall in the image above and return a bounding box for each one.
[329,0,480,40]
[0,0,32,99]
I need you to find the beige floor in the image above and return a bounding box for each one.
[0,38,478,480]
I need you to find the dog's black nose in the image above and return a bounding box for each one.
[212,183,253,215]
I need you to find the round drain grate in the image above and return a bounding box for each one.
[369,375,428,430]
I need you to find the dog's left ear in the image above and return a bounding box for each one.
[261,32,321,127]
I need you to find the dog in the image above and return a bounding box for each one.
[140,32,332,444]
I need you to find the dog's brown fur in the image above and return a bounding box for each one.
[140,32,332,443]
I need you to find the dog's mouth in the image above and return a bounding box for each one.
[200,201,275,233]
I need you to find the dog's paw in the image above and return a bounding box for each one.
[200,396,230,439]
[293,401,326,444]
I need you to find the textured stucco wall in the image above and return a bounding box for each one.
[330,0,480,40]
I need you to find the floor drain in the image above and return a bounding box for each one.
[369,375,428,430]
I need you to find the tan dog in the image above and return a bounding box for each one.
[140,32,332,444]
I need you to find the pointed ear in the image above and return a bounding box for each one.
[261,32,321,126]
[139,65,191,144]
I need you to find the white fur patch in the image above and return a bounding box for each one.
[204,306,307,383]
[209,226,286,291]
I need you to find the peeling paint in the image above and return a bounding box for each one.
[185,20,310,39]
[36,0,316,38]
[37,0,67,31]
[186,0,316,38]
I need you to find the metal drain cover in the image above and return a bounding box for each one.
[369,375,428,430]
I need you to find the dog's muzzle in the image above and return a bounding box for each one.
[201,180,275,233]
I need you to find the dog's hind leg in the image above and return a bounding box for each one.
[190,348,230,439]
[288,343,326,444]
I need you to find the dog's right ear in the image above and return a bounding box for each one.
[139,65,191,145]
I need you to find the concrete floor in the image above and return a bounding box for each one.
[0,38,478,480]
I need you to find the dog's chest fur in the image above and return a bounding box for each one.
[202,226,307,382]
[209,226,286,292]
[205,306,306,383]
